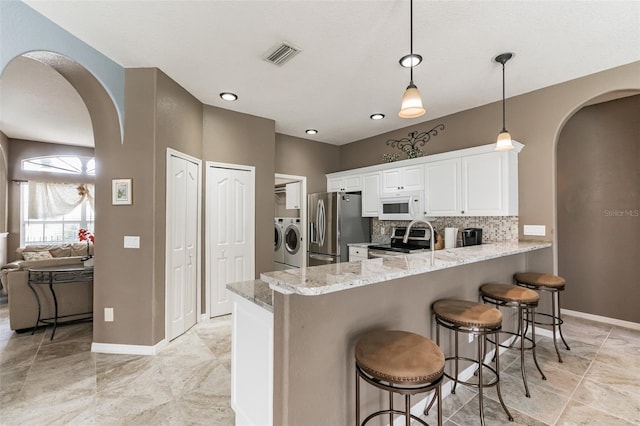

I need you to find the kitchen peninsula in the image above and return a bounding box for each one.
[228,241,551,426]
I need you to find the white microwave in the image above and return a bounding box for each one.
[378,192,424,221]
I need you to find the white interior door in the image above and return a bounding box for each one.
[208,164,255,317]
[168,153,199,341]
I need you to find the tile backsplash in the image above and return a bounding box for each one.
[372,216,519,244]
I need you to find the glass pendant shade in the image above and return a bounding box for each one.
[495,130,514,151]
[399,84,426,118]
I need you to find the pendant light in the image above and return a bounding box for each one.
[495,52,514,151]
[399,0,425,118]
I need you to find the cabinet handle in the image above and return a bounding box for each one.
[461,210,465,214]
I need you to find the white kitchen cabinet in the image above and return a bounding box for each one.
[382,165,423,193]
[285,181,301,209]
[327,175,362,192]
[461,151,516,216]
[424,150,518,216]
[361,172,381,217]
[231,293,273,426]
[348,246,368,261]
[327,142,521,218]
[424,158,461,216]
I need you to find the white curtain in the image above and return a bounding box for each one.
[28,182,94,219]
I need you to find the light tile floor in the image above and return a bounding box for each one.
[1,293,638,425]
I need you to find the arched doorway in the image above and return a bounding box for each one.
[556,91,640,324]
[1,51,122,341]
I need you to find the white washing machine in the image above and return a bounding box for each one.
[274,218,285,265]
[283,217,303,268]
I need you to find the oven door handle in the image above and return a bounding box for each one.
[309,253,335,262]
[368,250,397,259]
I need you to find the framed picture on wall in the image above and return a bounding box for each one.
[112,178,132,205]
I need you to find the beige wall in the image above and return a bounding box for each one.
[557,95,639,322]
[202,105,276,277]
[340,62,640,265]
[0,132,8,233]
[94,68,158,345]
[275,133,340,194]
[93,68,203,345]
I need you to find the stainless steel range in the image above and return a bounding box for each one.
[368,227,435,258]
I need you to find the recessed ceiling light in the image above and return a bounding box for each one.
[220,92,238,101]
[305,129,318,135]
[399,54,422,68]
[370,113,385,120]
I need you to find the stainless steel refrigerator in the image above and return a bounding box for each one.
[308,192,371,266]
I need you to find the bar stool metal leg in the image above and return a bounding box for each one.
[514,272,570,363]
[480,283,546,397]
[433,298,513,425]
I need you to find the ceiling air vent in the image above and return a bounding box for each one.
[264,42,301,66]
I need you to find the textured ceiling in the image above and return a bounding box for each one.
[2,0,639,147]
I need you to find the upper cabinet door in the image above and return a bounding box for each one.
[402,165,424,191]
[327,175,362,192]
[461,152,507,216]
[343,175,362,192]
[361,172,381,217]
[285,181,301,209]
[381,165,423,193]
[424,159,461,216]
[327,177,343,192]
[381,168,402,193]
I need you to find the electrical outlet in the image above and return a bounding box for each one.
[105,307,114,322]
[468,333,474,343]
[124,236,140,248]
[380,227,386,235]
[523,225,546,236]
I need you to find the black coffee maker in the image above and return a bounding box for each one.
[461,228,483,246]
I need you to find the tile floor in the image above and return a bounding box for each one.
[1,293,639,425]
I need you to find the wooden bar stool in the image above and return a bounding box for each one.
[433,299,513,425]
[355,330,444,426]
[480,283,546,397]
[514,272,570,363]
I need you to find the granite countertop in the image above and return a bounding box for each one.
[226,279,273,312]
[260,241,551,296]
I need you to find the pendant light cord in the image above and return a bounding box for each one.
[502,61,507,132]
[410,0,414,84]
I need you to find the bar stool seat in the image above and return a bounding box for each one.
[515,272,570,362]
[433,299,512,425]
[514,272,566,289]
[355,330,444,426]
[480,283,546,397]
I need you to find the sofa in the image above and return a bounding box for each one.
[1,243,94,332]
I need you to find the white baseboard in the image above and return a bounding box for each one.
[562,309,640,330]
[511,309,640,341]
[91,339,168,356]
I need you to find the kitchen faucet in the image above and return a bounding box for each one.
[403,219,436,265]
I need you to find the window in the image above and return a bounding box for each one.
[21,155,95,176]
[19,154,95,246]
[20,183,94,246]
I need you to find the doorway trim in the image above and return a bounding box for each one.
[205,161,256,318]
[275,173,307,267]
[165,148,203,341]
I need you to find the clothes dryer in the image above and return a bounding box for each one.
[274,218,285,264]
[283,217,302,268]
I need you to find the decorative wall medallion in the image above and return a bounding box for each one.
[384,124,445,161]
